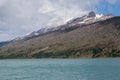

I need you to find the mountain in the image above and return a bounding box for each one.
[17,11,114,40]
[0,11,120,59]
[0,41,11,47]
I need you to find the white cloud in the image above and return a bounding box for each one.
[0,0,6,6]
[0,33,16,41]
[0,0,101,41]
[38,0,55,14]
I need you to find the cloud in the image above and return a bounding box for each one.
[0,31,16,41]
[0,0,101,41]
[106,0,117,4]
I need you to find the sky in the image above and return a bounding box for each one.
[0,0,119,41]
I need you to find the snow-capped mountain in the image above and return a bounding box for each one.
[0,11,114,44]
[67,11,114,26]
[24,11,114,39]
[1,11,120,58]
[24,27,59,38]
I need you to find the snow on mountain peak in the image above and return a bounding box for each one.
[67,11,114,26]
[96,14,103,18]
[13,11,115,41]
[24,12,114,39]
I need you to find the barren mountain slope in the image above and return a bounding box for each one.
[0,15,120,58]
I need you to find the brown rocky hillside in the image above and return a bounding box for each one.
[0,13,120,58]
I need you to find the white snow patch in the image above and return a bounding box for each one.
[96,14,103,18]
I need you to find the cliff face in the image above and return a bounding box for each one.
[0,14,120,58]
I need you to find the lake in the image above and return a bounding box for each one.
[0,58,120,80]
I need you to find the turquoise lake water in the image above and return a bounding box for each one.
[0,58,120,80]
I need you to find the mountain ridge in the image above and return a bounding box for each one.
[16,11,114,41]
[0,12,120,59]
[0,11,114,43]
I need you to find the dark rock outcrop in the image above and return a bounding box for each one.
[87,11,96,18]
